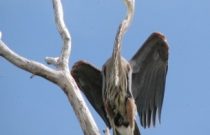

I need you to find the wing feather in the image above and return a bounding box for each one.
[130,32,169,128]
[71,61,111,127]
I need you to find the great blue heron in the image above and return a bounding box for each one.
[71,0,169,134]
[101,0,136,134]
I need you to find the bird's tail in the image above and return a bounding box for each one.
[113,122,140,135]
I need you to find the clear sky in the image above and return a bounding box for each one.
[0,0,210,135]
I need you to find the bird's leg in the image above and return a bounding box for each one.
[126,97,137,128]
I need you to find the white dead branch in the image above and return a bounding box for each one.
[0,0,100,135]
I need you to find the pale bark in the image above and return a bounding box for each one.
[0,0,137,134]
[0,0,100,135]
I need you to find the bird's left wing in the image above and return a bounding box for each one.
[71,61,110,127]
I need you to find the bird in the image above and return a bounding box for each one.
[101,0,137,134]
[71,0,169,134]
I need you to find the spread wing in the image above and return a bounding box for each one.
[130,32,169,128]
[71,61,110,127]
[71,61,141,135]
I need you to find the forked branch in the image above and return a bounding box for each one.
[45,0,71,71]
[0,0,100,135]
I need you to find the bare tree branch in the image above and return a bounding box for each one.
[46,0,71,71]
[0,40,58,82]
[0,0,100,135]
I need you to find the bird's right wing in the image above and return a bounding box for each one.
[130,32,169,128]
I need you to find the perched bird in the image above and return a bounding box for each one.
[100,0,137,134]
[71,0,169,134]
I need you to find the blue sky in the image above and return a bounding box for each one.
[0,0,210,135]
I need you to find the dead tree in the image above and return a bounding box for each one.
[0,0,101,135]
